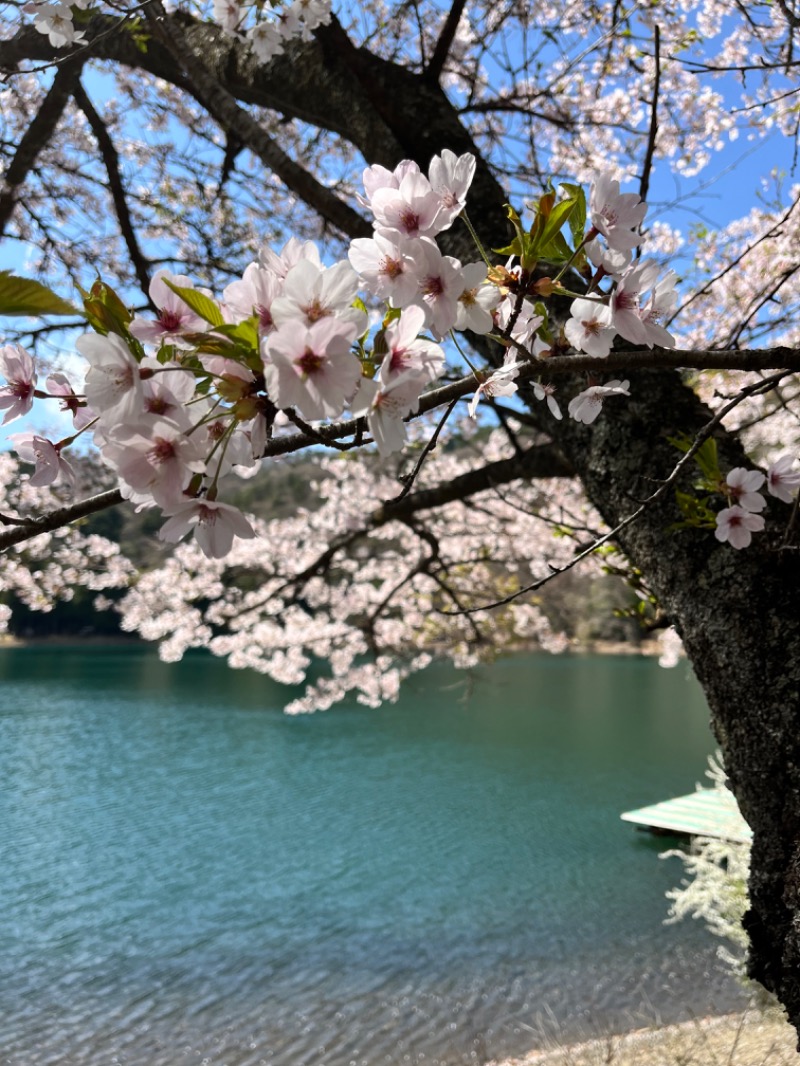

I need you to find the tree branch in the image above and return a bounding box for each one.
[143,2,371,239]
[0,488,123,551]
[0,57,84,237]
[2,346,798,551]
[72,80,153,299]
[425,0,469,84]
[639,24,660,205]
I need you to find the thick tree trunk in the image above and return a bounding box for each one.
[4,11,800,1034]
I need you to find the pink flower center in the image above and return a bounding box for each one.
[256,304,274,330]
[159,309,183,332]
[615,291,639,311]
[304,299,330,323]
[423,274,444,298]
[298,347,324,376]
[149,437,176,465]
[197,504,218,526]
[389,348,410,374]
[146,395,171,415]
[380,257,404,280]
[399,208,420,234]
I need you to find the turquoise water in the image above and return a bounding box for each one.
[0,647,745,1065]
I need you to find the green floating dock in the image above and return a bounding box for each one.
[621,788,752,844]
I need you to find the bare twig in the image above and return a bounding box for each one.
[391,397,458,502]
[425,0,469,83]
[0,57,84,235]
[73,80,153,300]
[639,24,660,206]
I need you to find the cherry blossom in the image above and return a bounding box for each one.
[567,380,631,425]
[263,318,362,421]
[639,271,678,349]
[767,455,800,503]
[129,271,208,348]
[428,150,477,229]
[381,306,444,382]
[609,260,669,347]
[494,297,543,349]
[351,369,426,456]
[370,170,444,241]
[223,262,282,333]
[589,174,647,252]
[0,344,37,425]
[564,298,616,357]
[411,240,464,338]
[159,499,257,559]
[585,238,631,278]
[725,468,766,513]
[348,233,421,307]
[27,1,86,47]
[533,382,562,420]
[102,418,207,508]
[468,354,525,417]
[454,262,500,333]
[45,373,94,431]
[715,506,766,550]
[75,333,144,424]
[270,259,367,335]
[8,432,76,487]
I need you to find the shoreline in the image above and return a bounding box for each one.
[0,633,667,656]
[490,1008,797,1066]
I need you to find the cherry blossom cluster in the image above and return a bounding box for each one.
[22,0,331,58]
[0,452,134,625]
[715,458,800,550]
[0,157,699,565]
[23,0,91,48]
[562,174,677,359]
[109,430,583,713]
[211,0,331,62]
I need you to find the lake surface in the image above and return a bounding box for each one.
[0,647,746,1066]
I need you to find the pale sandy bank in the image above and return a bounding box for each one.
[490,1009,798,1066]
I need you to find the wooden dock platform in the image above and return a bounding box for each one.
[621,787,752,844]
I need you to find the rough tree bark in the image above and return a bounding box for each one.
[3,10,800,1034]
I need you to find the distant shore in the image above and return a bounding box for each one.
[0,633,667,656]
[491,1009,796,1066]
[0,633,141,647]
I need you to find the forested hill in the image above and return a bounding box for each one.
[3,451,646,646]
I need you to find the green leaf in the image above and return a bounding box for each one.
[537,231,573,264]
[672,490,717,530]
[213,319,259,348]
[163,279,224,327]
[539,197,578,249]
[668,433,722,487]
[559,183,587,246]
[694,437,721,484]
[0,272,78,317]
[80,280,134,339]
[493,238,523,257]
